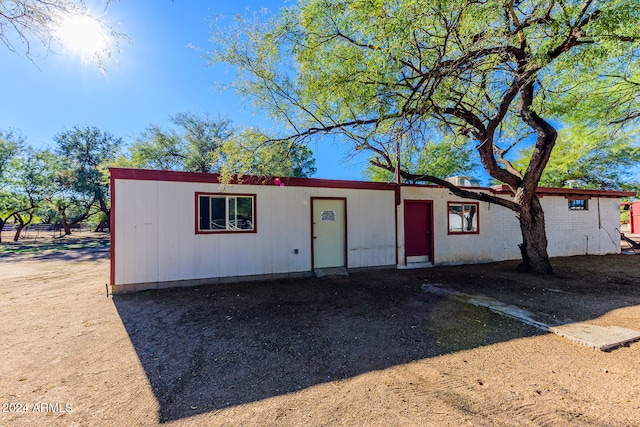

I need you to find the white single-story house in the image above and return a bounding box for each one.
[109,168,634,293]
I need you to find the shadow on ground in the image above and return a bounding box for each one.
[0,237,110,262]
[113,270,543,423]
[423,255,640,326]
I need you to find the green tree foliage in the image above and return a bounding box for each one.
[53,126,121,234]
[365,135,477,183]
[0,130,24,241]
[220,127,317,178]
[0,130,23,189]
[0,148,56,242]
[127,113,317,177]
[515,126,640,192]
[128,113,233,173]
[211,0,640,273]
[545,31,640,131]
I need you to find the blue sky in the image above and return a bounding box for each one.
[0,0,370,180]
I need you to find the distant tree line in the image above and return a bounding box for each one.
[0,113,316,242]
[2,111,637,245]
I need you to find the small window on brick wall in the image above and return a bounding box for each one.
[197,193,255,232]
[448,202,479,234]
[568,199,588,211]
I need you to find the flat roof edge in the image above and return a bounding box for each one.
[490,184,636,198]
[108,167,397,191]
[108,168,634,198]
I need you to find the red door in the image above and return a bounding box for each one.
[404,200,433,263]
[631,202,640,234]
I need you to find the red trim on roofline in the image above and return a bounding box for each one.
[108,167,397,191]
[109,172,116,288]
[490,184,635,199]
[108,168,634,198]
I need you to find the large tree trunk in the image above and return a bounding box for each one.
[58,209,73,235]
[94,221,107,232]
[515,195,552,274]
[13,224,25,242]
[13,212,33,242]
[97,195,110,230]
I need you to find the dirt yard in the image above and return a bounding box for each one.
[1,233,639,426]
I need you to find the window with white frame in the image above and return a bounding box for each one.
[448,202,479,234]
[197,194,255,232]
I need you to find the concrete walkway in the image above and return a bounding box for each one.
[422,283,640,351]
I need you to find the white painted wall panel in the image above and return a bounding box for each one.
[114,178,396,287]
[398,186,508,265]
[489,203,521,261]
[397,187,622,268]
[346,190,396,268]
[114,175,622,289]
[157,181,191,282]
[599,198,624,254]
[114,181,137,284]
[268,186,312,273]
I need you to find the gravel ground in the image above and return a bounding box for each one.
[1,234,639,426]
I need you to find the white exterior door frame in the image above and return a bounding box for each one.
[311,197,347,270]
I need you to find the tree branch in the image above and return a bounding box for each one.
[518,81,557,196]
[369,158,520,211]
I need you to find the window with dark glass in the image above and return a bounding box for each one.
[568,199,588,210]
[198,194,255,232]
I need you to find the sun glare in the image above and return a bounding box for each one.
[58,13,110,60]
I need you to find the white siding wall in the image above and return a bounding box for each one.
[113,179,396,289]
[346,190,397,268]
[113,175,622,290]
[398,186,500,265]
[489,202,521,261]
[398,187,622,267]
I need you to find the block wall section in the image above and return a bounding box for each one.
[543,197,621,256]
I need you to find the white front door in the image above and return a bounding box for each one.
[312,198,346,269]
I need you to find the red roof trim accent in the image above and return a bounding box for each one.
[108,168,633,198]
[563,195,591,200]
[489,184,635,199]
[108,167,397,191]
[109,171,116,287]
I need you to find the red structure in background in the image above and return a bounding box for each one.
[631,201,640,234]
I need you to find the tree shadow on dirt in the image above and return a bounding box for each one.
[422,255,640,326]
[0,233,110,262]
[0,246,110,262]
[113,271,543,423]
